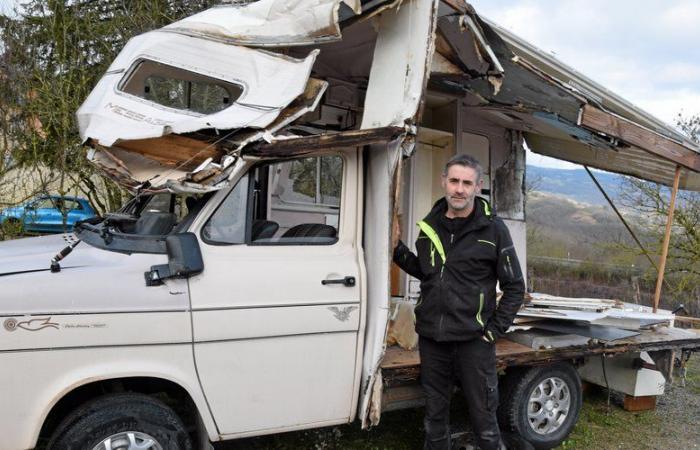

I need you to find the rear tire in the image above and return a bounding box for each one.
[498,363,582,449]
[47,393,193,450]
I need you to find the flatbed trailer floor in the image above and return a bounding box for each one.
[379,327,700,411]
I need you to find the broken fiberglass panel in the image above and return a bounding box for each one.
[164,0,362,47]
[77,31,319,146]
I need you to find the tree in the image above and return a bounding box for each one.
[0,0,217,216]
[618,114,700,297]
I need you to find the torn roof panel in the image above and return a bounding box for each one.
[163,0,361,47]
[77,0,375,194]
[525,132,700,191]
[77,31,319,146]
[483,17,694,147]
[471,106,700,190]
[360,0,439,129]
[87,146,190,190]
[430,13,583,122]
[83,77,328,193]
[442,7,700,190]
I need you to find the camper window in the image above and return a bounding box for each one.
[119,59,243,114]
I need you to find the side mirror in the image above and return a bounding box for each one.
[145,232,204,286]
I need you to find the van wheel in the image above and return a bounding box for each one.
[498,363,582,449]
[47,393,192,450]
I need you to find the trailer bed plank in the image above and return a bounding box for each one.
[381,327,700,376]
[381,339,534,370]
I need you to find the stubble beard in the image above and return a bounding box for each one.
[446,192,475,215]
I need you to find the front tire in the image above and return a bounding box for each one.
[47,393,193,450]
[498,363,582,449]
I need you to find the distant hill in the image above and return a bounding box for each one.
[525,190,648,266]
[522,165,649,266]
[526,165,624,206]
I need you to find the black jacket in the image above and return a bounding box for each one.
[393,197,524,342]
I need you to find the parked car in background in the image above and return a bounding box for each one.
[0,195,96,233]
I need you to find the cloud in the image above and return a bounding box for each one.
[659,1,700,36]
[470,0,700,126]
[527,150,581,170]
[635,90,700,126]
[657,62,700,85]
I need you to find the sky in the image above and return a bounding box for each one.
[470,0,700,169]
[0,0,15,16]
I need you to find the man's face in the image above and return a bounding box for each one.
[441,164,483,213]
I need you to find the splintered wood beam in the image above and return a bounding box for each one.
[108,135,222,172]
[442,0,467,14]
[579,105,700,172]
[244,127,406,157]
[653,165,682,313]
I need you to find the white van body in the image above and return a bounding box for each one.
[3,1,700,449]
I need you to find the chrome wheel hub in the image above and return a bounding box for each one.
[92,431,163,450]
[527,376,571,435]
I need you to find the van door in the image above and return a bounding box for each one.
[188,149,362,436]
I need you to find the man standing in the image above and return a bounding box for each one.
[393,154,525,450]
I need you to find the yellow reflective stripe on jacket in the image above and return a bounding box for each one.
[480,198,491,216]
[417,220,446,265]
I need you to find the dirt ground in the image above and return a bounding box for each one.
[214,355,700,450]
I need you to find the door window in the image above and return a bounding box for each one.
[202,155,343,245]
[201,175,249,244]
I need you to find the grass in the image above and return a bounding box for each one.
[557,389,657,449]
[685,355,700,395]
[559,355,700,450]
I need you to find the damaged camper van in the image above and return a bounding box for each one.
[2,1,700,449]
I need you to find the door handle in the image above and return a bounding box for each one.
[322,276,356,287]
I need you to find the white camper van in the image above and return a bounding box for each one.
[2,1,700,449]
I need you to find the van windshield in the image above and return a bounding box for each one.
[75,192,210,254]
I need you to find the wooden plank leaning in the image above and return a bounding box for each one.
[653,165,682,313]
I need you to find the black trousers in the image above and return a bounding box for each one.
[419,335,501,450]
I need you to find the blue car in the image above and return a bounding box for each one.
[0,195,97,233]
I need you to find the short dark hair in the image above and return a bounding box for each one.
[443,154,483,181]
